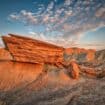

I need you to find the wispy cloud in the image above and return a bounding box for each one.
[9,10,38,25]
[95,6,105,19]
[8,0,105,48]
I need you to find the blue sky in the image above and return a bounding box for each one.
[0,0,105,50]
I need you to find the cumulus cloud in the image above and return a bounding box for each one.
[9,0,105,47]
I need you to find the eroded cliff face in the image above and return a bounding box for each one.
[0,34,105,105]
[0,34,104,80]
[1,34,100,64]
[0,48,13,60]
[0,61,43,91]
[2,34,64,64]
[0,34,71,91]
[64,48,96,62]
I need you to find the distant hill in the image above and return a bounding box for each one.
[64,48,105,63]
[64,48,96,62]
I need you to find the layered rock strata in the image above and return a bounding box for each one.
[2,34,64,64]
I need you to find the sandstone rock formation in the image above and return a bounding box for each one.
[65,61,80,79]
[0,61,43,91]
[2,34,64,64]
[0,34,105,79]
[0,34,105,105]
[64,48,96,62]
[0,34,104,80]
[0,48,12,60]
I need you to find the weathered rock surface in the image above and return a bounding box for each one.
[0,61,43,91]
[2,34,64,64]
[64,48,96,62]
[62,61,80,79]
[0,48,12,60]
[95,49,105,62]
[0,71,105,105]
[68,61,80,79]
[0,34,105,105]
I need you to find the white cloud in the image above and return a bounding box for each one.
[28,31,47,41]
[9,10,38,25]
[47,1,54,11]
[95,6,105,18]
[8,0,105,48]
[29,31,37,35]
[64,0,71,6]
[9,13,19,20]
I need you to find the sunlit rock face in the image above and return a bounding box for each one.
[0,61,43,91]
[2,34,64,64]
[0,34,105,105]
[67,61,80,79]
[64,48,96,62]
[0,48,13,60]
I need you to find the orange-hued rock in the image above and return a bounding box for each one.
[65,48,96,62]
[65,48,95,54]
[81,68,97,77]
[59,70,70,82]
[65,48,74,54]
[2,34,64,64]
[67,61,80,79]
[86,49,96,61]
[0,48,13,60]
[80,67,105,78]
[0,61,43,91]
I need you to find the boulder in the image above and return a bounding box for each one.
[67,61,80,79]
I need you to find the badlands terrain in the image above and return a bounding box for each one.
[0,34,105,105]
